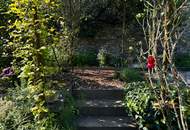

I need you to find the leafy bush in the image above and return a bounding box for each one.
[119,68,143,82]
[124,82,165,130]
[97,49,107,67]
[0,85,36,130]
[107,55,127,68]
[72,52,98,66]
[0,82,77,130]
[72,51,124,67]
[42,46,71,69]
[97,50,128,67]
[124,82,190,130]
[0,98,13,120]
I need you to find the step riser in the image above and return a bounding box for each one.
[74,89,137,130]
[79,107,127,116]
[73,89,125,100]
[78,127,137,130]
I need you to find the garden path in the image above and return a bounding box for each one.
[62,67,138,130]
[66,67,124,90]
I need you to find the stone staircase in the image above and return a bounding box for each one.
[72,88,137,130]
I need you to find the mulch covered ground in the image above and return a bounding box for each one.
[62,67,124,90]
[0,67,124,97]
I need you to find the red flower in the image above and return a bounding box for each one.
[147,55,155,70]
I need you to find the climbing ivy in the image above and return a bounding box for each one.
[8,0,68,128]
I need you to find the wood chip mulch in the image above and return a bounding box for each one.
[62,67,124,90]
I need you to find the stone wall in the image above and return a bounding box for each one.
[77,24,142,57]
[177,5,190,54]
[177,29,190,54]
[77,9,190,56]
[77,25,122,56]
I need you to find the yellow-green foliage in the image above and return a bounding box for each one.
[8,0,68,128]
[0,98,13,120]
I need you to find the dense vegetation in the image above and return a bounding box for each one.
[0,0,189,130]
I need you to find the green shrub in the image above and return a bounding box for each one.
[0,82,77,130]
[124,82,164,130]
[107,55,127,68]
[124,82,190,130]
[73,52,98,66]
[0,85,36,130]
[97,49,107,67]
[42,46,71,68]
[97,51,128,68]
[119,68,143,82]
[0,98,13,121]
[72,51,128,68]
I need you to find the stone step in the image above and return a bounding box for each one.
[72,89,125,100]
[77,99,127,116]
[77,116,137,130]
